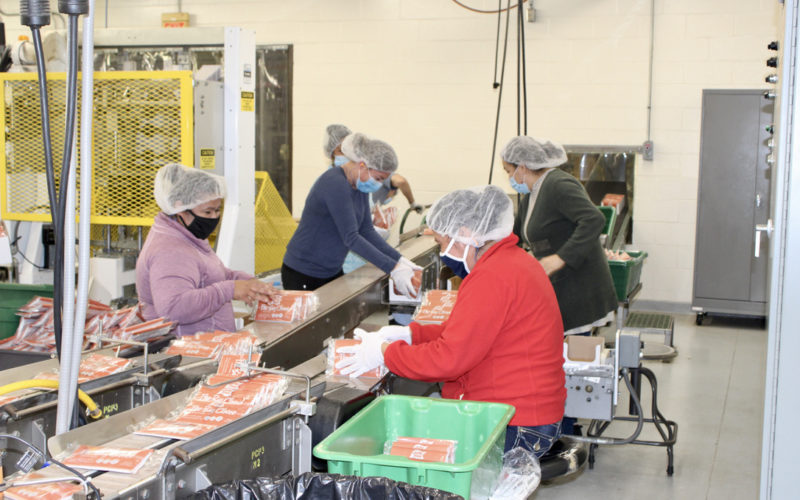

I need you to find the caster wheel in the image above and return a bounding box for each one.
[695,313,706,326]
[667,465,674,476]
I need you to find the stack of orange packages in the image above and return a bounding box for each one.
[61,445,154,474]
[385,436,458,463]
[0,298,172,353]
[0,353,134,407]
[372,205,398,230]
[253,291,318,323]
[135,353,287,440]
[412,290,458,324]
[34,353,133,383]
[601,193,626,214]
[326,338,386,379]
[3,472,84,500]
[164,330,258,359]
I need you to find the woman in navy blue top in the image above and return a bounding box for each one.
[281,133,420,295]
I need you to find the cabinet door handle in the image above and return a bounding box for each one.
[754,219,774,258]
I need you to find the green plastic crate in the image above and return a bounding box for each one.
[608,251,647,301]
[0,283,54,339]
[597,205,617,237]
[313,395,515,499]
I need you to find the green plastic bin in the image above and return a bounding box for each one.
[608,250,647,301]
[313,395,515,499]
[597,205,617,237]
[0,283,54,339]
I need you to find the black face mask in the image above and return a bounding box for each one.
[182,211,220,240]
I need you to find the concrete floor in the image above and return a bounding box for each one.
[533,314,767,499]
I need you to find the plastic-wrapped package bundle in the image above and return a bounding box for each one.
[135,353,288,438]
[164,330,259,359]
[373,205,398,229]
[384,437,458,464]
[488,447,542,499]
[253,291,319,323]
[412,290,458,324]
[326,338,386,379]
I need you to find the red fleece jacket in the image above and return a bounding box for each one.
[384,234,566,426]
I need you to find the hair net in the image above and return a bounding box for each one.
[501,136,568,170]
[427,185,514,247]
[341,132,398,173]
[153,163,226,215]
[323,124,352,158]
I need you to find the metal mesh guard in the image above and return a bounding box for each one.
[254,171,296,274]
[0,71,194,226]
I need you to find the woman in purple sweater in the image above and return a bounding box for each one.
[136,164,274,337]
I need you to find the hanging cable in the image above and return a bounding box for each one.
[492,0,501,87]
[487,0,512,184]
[518,0,528,134]
[450,0,526,14]
[21,0,63,358]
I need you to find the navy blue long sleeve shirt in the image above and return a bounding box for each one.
[283,167,401,278]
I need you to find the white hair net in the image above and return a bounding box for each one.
[427,185,514,247]
[501,136,568,170]
[153,163,226,215]
[341,132,398,173]
[323,123,351,158]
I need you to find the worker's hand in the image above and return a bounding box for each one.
[234,279,276,305]
[391,260,419,298]
[336,333,387,378]
[410,202,424,214]
[538,254,566,276]
[372,325,412,345]
[399,257,422,271]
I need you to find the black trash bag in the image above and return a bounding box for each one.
[188,472,463,500]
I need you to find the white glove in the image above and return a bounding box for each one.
[410,202,424,214]
[391,260,418,297]
[357,325,412,345]
[400,256,423,271]
[336,332,386,378]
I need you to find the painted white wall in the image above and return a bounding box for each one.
[8,0,778,305]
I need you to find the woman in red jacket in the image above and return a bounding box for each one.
[338,185,566,457]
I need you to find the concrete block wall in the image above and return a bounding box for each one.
[7,0,780,306]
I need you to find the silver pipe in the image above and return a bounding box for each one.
[56,21,80,436]
[646,0,655,141]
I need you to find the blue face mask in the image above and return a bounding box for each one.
[509,166,531,194]
[439,239,473,279]
[333,155,348,168]
[356,167,383,193]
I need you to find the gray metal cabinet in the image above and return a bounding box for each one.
[692,89,773,323]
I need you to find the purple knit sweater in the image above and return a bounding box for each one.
[136,212,252,336]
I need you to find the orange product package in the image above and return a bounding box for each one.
[62,445,154,474]
[3,481,83,500]
[254,294,302,322]
[326,338,385,378]
[134,418,218,440]
[386,436,457,463]
[165,339,221,359]
[412,290,458,324]
[372,205,398,229]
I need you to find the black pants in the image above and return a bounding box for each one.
[281,263,343,291]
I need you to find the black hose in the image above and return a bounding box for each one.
[487,0,512,184]
[29,26,63,358]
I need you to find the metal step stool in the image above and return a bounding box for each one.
[622,311,677,361]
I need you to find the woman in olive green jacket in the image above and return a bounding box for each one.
[502,136,617,334]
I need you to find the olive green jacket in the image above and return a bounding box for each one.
[512,169,618,331]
